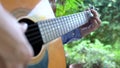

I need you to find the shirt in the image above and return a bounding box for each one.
[62,28,82,44]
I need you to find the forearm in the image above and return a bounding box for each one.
[0,4,33,68]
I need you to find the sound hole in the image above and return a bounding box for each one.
[19,18,44,56]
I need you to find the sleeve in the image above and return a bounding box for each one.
[61,28,82,44]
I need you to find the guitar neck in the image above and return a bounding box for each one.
[37,10,93,43]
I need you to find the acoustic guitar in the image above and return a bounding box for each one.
[1,0,93,68]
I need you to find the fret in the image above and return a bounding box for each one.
[71,17,75,29]
[61,17,66,35]
[44,31,48,42]
[61,26,64,35]
[64,17,69,31]
[69,19,73,30]
[77,13,82,26]
[56,19,61,36]
[86,11,90,20]
[70,16,74,28]
[37,10,93,43]
[69,13,78,30]
[83,12,86,21]
[85,12,88,23]
[73,14,79,28]
[73,13,80,27]
[50,27,54,41]
[84,12,87,19]
[51,28,56,41]
[64,18,68,34]
[54,28,58,38]
[63,17,69,33]
[53,20,60,37]
[58,17,67,35]
[53,21,58,37]
[38,22,48,42]
[52,24,58,39]
[58,25,61,36]
[46,33,51,42]
[80,12,84,25]
[56,17,64,35]
[82,12,86,24]
[68,22,72,31]
[76,13,80,26]
[58,25,62,35]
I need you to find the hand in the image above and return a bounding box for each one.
[0,4,33,68]
[80,9,101,37]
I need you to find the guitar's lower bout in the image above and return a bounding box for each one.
[19,18,44,56]
[19,17,66,68]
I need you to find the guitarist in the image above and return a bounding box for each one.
[0,0,101,68]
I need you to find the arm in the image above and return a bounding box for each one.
[62,9,101,44]
[0,4,33,68]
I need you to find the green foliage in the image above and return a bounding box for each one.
[113,50,120,68]
[56,0,86,16]
[56,0,120,68]
[112,39,120,68]
[64,39,116,68]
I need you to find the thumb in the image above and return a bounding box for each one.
[19,23,28,33]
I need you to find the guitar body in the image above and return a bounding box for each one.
[1,0,66,68]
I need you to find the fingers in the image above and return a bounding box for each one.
[93,17,101,26]
[90,19,99,28]
[19,23,28,33]
[87,8,101,25]
[90,9,101,26]
[86,8,99,17]
[91,9,99,18]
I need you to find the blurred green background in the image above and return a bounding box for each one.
[55,0,120,68]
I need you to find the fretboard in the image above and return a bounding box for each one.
[37,10,93,43]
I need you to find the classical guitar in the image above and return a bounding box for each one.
[1,0,93,68]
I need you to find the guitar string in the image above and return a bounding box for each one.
[26,11,88,43]
[43,15,72,39]
[26,31,40,37]
[26,11,89,32]
[26,14,78,38]
[26,11,88,33]
[27,13,73,37]
[25,11,90,43]
[27,18,81,45]
[26,17,69,43]
[37,17,65,43]
[31,24,89,44]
